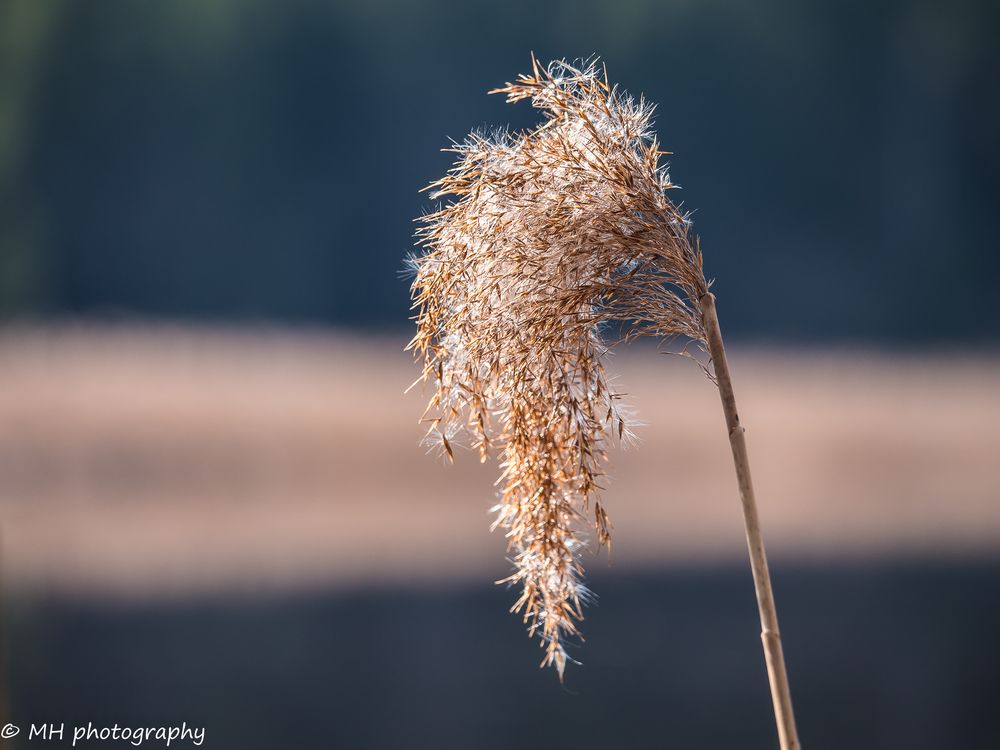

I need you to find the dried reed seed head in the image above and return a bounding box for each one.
[408,57,710,678]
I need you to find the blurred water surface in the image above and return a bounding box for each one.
[10,563,1000,749]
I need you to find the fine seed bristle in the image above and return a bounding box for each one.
[408,56,710,676]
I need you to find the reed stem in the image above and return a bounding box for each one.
[699,292,801,750]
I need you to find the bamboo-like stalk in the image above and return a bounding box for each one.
[700,292,800,750]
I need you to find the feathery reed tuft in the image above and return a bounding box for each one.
[407,57,710,678]
[408,55,801,749]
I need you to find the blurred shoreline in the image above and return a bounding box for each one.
[1,325,998,600]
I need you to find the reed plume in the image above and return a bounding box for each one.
[408,56,799,749]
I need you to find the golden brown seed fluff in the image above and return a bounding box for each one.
[408,56,710,678]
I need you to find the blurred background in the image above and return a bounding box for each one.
[1,0,999,748]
